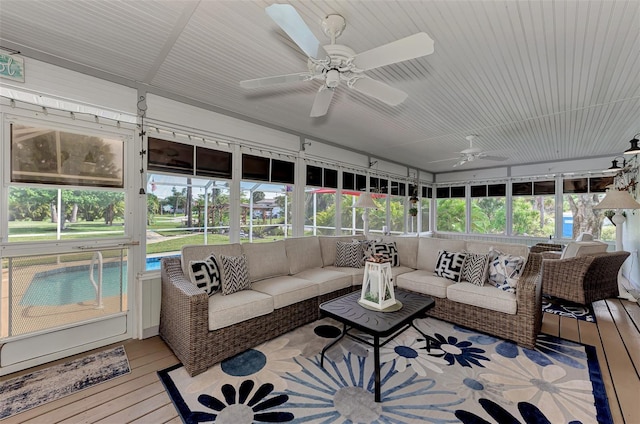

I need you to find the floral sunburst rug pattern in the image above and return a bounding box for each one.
[157,317,611,424]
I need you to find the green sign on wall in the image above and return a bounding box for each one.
[0,53,24,82]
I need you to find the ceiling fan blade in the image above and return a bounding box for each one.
[266,4,323,59]
[310,86,335,117]
[352,32,435,71]
[240,72,311,89]
[351,77,408,106]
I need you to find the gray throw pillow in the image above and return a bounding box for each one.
[335,241,363,268]
[461,252,490,286]
[219,253,251,295]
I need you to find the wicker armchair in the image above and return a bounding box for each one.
[540,251,630,304]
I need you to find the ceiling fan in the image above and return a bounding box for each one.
[429,135,509,168]
[240,4,435,117]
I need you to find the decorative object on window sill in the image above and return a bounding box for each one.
[353,191,378,236]
[593,188,640,302]
[359,261,398,311]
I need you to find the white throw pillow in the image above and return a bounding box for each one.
[434,250,467,282]
[488,251,525,293]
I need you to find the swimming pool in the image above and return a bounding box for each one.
[20,255,177,306]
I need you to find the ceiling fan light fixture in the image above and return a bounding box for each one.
[325,69,340,88]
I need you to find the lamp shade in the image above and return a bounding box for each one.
[353,192,378,209]
[592,189,640,210]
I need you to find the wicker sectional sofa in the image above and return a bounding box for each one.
[160,235,542,376]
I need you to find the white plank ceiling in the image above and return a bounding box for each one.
[0,0,638,173]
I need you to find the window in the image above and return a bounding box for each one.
[436,186,466,232]
[196,146,232,179]
[146,174,231,265]
[471,183,506,234]
[5,122,130,339]
[8,124,127,243]
[8,187,125,242]
[340,171,365,234]
[388,180,407,234]
[368,177,388,235]
[242,154,295,184]
[304,164,339,235]
[562,176,614,240]
[12,124,124,187]
[511,181,556,237]
[242,154,270,181]
[420,186,432,232]
[148,137,194,176]
[241,182,292,242]
[239,154,295,242]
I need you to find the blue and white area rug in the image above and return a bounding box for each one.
[158,318,611,424]
[542,295,596,322]
[0,346,130,420]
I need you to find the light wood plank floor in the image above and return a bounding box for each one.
[3,299,639,424]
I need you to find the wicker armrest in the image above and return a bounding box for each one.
[516,253,543,317]
[160,257,209,366]
[541,256,593,287]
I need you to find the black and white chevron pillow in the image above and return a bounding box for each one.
[219,254,251,295]
[335,241,363,268]
[364,242,399,267]
[434,250,467,282]
[461,252,490,286]
[188,255,222,296]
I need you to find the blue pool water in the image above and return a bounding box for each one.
[21,256,176,306]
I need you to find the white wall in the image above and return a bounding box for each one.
[147,94,300,152]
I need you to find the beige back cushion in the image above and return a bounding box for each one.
[241,241,290,282]
[466,241,529,259]
[319,235,366,266]
[416,238,467,272]
[285,237,323,274]
[561,241,608,259]
[181,243,242,275]
[379,235,419,269]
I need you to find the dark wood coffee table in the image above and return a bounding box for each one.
[318,289,435,402]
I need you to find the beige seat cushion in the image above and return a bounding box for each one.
[294,268,352,295]
[322,265,365,286]
[242,241,290,282]
[319,235,365,267]
[181,243,242,276]
[251,276,318,309]
[390,265,416,280]
[396,270,453,298]
[446,282,517,314]
[208,289,274,331]
[285,237,323,274]
[416,238,467,272]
